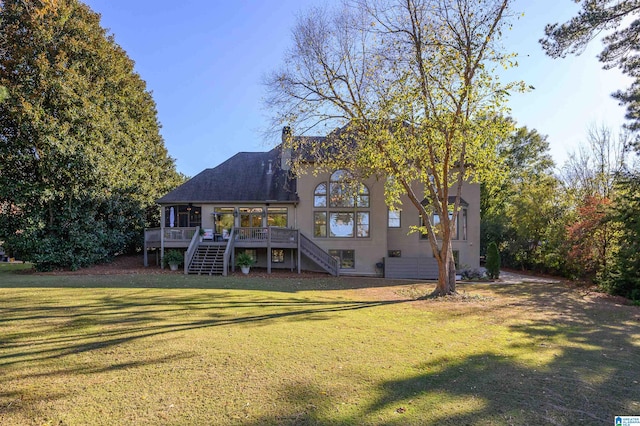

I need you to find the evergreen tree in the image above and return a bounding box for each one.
[602,172,640,300]
[486,241,500,279]
[0,0,183,270]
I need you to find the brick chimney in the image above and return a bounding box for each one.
[281,126,292,171]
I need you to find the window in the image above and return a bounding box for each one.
[329,249,355,269]
[420,209,467,240]
[313,170,370,238]
[314,183,327,207]
[267,207,288,227]
[388,250,401,257]
[461,209,467,240]
[388,209,401,228]
[165,205,201,228]
[357,212,370,237]
[329,212,354,237]
[271,249,284,263]
[214,207,235,234]
[240,207,263,228]
[328,170,354,207]
[314,212,327,237]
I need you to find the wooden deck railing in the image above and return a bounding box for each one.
[234,226,298,244]
[145,226,297,247]
[270,227,298,244]
[145,228,161,244]
[164,227,197,242]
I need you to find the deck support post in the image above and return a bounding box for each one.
[297,230,301,274]
[267,227,272,274]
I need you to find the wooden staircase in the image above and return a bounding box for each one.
[183,230,338,277]
[187,244,226,275]
[300,233,339,276]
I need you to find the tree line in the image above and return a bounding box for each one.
[481,121,640,300]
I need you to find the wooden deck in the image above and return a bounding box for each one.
[144,226,338,276]
[144,226,299,249]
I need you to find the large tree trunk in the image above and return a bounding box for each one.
[430,243,457,297]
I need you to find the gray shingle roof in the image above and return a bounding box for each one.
[157,147,298,204]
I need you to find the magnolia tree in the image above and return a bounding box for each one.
[0,0,183,270]
[266,0,525,296]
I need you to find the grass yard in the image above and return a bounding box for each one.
[1,263,639,425]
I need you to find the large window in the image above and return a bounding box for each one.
[214,207,235,234]
[329,212,354,237]
[420,209,467,240]
[164,205,201,228]
[329,249,355,269]
[314,171,370,238]
[267,207,288,227]
[240,207,263,228]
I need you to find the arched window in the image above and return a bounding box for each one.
[313,170,370,238]
[314,183,327,207]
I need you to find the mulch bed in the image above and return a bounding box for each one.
[30,254,330,279]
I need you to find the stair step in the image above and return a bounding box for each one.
[187,244,227,275]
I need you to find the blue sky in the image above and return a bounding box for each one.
[85,0,632,177]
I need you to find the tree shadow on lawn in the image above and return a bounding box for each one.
[243,283,640,425]
[1,289,411,421]
[1,268,429,292]
[0,352,194,422]
[0,291,408,367]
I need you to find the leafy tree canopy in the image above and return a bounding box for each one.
[0,0,183,270]
[267,0,525,296]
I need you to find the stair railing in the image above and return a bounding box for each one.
[299,232,339,276]
[183,226,201,274]
[222,228,236,276]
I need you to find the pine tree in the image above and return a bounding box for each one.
[601,173,640,300]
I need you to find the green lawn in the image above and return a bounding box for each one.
[1,264,638,425]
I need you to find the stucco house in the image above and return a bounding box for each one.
[144,127,480,278]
